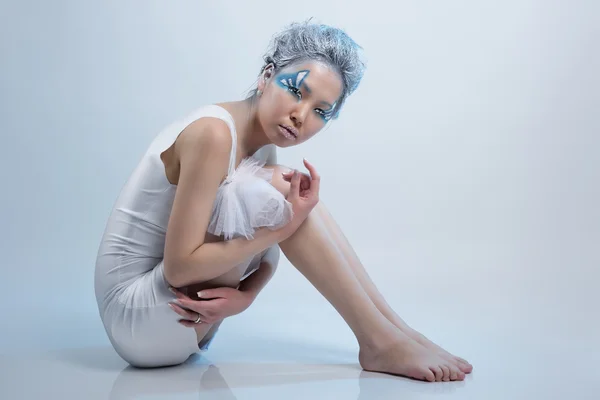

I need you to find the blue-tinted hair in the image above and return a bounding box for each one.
[248,19,367,120]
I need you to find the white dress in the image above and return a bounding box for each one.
[94,104,286,368]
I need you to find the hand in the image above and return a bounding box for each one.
[280,158,320,236]
[168,287,254,327]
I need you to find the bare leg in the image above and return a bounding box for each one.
[178,232,258,345]
[278,202,465,382]
[312,202,472,373]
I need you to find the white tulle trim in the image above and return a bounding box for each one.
[207,156,294,240]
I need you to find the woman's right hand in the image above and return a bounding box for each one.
[280,158,320,239]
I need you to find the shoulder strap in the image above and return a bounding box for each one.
[211,105,237,177]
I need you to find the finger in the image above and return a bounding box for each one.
[179,320,199,327]
[282,169,308,177]
[172,290,190,301]
[288,170,300,198]
[176,298,219,316]
[300,176,311,191]
[302,158,319,179]
[179,318,209,327]
[282,172,310,184]
[179,315,220,327]
[197,288,226,299]
[168,287,191,300]
[302,159,320,194]
[169,302,202,321]
[175,298,205,313]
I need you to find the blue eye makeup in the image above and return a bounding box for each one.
[275,70,337,122]
[316,103,336,122]
[276,70,309,100]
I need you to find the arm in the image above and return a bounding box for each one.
[238,245,280,299]
[188,144,282,285]
[174,228,286,286]
[163,120,292,287]
[170,245,281,324]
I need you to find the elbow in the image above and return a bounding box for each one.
[163,257,189,288]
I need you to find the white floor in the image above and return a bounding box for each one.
[1,239,599,399]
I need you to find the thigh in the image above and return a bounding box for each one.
[180,250,264,300]
[102,260,201,368]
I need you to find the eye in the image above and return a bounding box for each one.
[288,86,302,99]
[315,108,333,121]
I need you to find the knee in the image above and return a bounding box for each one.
[263,164,293,198]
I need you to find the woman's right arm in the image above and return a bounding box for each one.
[163,120,298,288]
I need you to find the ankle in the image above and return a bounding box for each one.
[357,325,411,353]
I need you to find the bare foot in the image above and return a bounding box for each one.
[406,329,473,374]
[359,334,465,382]
[388,317,473,373]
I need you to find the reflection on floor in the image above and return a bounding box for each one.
[1,242,598,399]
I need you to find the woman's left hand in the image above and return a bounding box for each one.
[168,287,254,327]
[281,168,312,195]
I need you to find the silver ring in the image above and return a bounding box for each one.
[194,314,202,324]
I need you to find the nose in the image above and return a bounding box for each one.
[290,104,309,127]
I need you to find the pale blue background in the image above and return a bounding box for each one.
[1,1,599,399]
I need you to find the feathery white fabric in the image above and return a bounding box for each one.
[207,156,294,240]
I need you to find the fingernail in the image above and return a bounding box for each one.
[197,291,203,298]
[168,287,176,294]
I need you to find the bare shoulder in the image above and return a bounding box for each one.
[175,117,233,162]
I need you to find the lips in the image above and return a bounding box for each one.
[279,125,298,138]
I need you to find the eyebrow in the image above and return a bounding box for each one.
[319,100,334,109]
[301,82,313,94]
[300,82,334,109]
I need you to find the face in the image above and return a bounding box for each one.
[256,61,343,147]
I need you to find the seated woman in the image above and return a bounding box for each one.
[94,20,472,382]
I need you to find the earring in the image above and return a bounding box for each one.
[257,90,262,97]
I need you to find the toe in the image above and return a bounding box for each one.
[457,360,473,374]
[448,365,457,381]
[441,365,450,381]
[430,366,443,382]
[456,357,472,369]
[421,368,435,382]
[457,356,470,365]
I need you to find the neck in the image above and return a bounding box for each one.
[220,97,271,158]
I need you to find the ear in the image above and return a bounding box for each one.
[257,64,275,93]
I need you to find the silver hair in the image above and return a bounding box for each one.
[247,19,367,120]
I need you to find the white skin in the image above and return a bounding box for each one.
[166,60,473,382]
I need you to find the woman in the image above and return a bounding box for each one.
[94,20,472,382]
